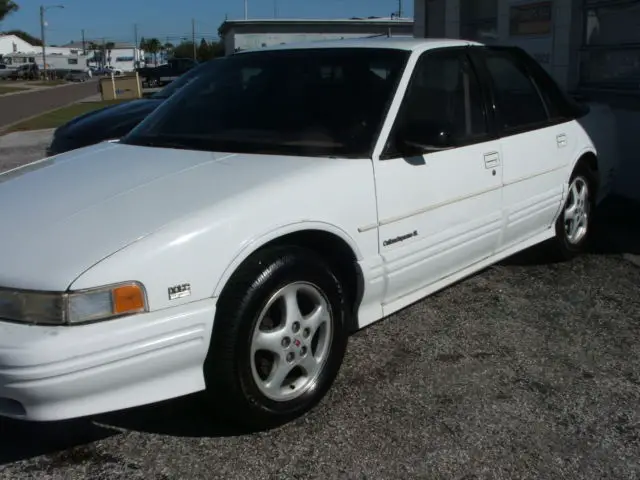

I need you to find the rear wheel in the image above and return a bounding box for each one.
[204,246,349,429]
[551,164,596,260]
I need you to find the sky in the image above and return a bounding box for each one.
[0,0,414,46]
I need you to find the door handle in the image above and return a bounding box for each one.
[484,151,500,169]
[556,134,567,148]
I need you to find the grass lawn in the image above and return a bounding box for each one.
[28,79,68,86]
[6,99,130,132]
[0,85,29,95]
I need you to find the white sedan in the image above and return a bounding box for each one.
[0,38,614,428]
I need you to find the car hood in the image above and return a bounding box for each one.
[0,142,322,291]
[56,99,163,138]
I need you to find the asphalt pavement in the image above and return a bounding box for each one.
[0,151,639,479]
[0,80,99,129]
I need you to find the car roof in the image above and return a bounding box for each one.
[237,37,483,54]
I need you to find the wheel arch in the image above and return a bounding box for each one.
[573,149,598,172]
[213,223,365,332]
[570,148,600,195]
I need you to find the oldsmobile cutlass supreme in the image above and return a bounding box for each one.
[0,38,614,428]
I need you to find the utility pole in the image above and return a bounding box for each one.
[244,0,248,20]
[192,18,196,60]
[133,23,138,68]
[398,0,403,18]
[274,0,277,18]
[39,4,64,80]
[40,6,46,79]
[81,28,86,55]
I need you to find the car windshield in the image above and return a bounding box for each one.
[121,48,410,158]
[150,63,207,99]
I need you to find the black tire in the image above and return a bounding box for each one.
[550,163,597,261]
[204,245,349,429]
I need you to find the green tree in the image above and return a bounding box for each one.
[198,38,225,61]
[210,40,224,58]
[3,29,42,46]
[172,40,195,59]
[196,38,210,61]
[87,41,102,65]
[172,38,224,62]
[0,0,18,23]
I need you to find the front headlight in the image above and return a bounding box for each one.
[0,282,148,325]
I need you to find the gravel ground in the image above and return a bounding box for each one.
[0,151,639,479]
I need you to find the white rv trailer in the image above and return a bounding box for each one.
[2,52,91,71]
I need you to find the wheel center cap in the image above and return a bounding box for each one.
[294,338,301,348]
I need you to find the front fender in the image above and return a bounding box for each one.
[68,160,378,311]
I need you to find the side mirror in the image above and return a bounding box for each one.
[397,121,455,155]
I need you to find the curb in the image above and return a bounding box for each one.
[0,128,56,149]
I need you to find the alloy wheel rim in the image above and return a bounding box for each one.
[249,281,333,402]
[564,176,590,245]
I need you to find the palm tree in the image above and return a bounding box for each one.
[105,41,115,66]
[87,41,99,66]
[138,37,147,67]
[0,0,19,23]
[146,37,161,66]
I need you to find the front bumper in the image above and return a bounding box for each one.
[0,298,216,421]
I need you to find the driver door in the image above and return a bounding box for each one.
[373,47,504,310]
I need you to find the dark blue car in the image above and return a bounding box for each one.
[48,61,209,156]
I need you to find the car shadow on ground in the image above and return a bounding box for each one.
[0,416,115,465]
[502,194,640,266]
[0,394,265,464]
[94,393,266,438]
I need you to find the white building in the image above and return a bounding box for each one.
[413,0,640,201]
[0,34,83,63]
[62,41,145,72]
[0,34,37,56]
[219,17,414,56]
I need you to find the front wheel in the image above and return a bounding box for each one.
[551,165,596,260]
[204,246,350,429]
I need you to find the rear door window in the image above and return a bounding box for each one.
[481,49,550,132]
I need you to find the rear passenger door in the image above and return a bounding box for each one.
[474,47,575,251]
